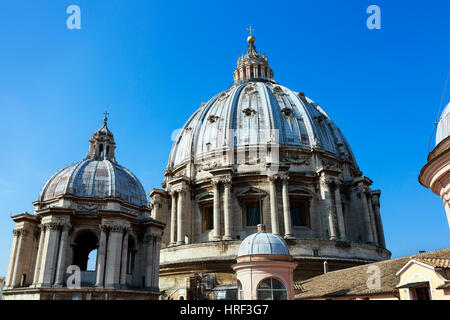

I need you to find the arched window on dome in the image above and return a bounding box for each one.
[256,277,288,300]
[98,144,104,159]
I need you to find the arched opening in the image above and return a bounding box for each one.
[256,277,288,300]
[98,144,104,159]
[73,231,98,271]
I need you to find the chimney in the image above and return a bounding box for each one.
[257,224,266,232]
[323,261,329,274]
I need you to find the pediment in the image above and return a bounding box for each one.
[237,186,267,197]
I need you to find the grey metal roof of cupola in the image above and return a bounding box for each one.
[237,224,290,257]
[38,117,148,207]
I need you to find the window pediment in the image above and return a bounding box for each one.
[237,186,267,198]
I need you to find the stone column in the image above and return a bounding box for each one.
[212,179,221,240]
[145,233,155,288]
[281,175,294,239]
[5,229,20,288]
[32,225,46,286]
[153,234,161,288]
[119,229,129,287]
[367,195,379,245]
[38,223,61,287]
[54,224,71,286]
[104,225,124,288]
[268,175,280,235]
[177,189,185,245]
[320,177,337,240]
[170,191,177,246]
[95,225,108,287]
[11,229,28,287]
[333,182,347,240]
[152,197,161,221]
[371,192,386,247]
[223,178,233,240]
[358,184,374,243]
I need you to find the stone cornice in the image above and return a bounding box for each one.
[35,207,76,217]
[34,194,150,212]
[97,210,138,221]
[10,212,40,224]
[148,188,169,199]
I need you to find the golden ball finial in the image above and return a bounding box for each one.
[247,35,255,44]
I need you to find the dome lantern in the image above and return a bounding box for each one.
[85,111,116,162]
[233,27,274,84]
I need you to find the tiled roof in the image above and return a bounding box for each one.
[294,247,450,299]
[412,258,450,268]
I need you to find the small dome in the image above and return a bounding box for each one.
[237,225,290,257]
[39,159,148,207]
[436,102,450,146]
[38,117,148,207]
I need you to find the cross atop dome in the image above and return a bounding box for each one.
[103,109,109,124]
[247,25,255,44]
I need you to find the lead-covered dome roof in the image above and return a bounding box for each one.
[168,36,357,169]
[237,226,290,257]
[39,117,148,207]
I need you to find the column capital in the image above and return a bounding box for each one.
[267,174,278,183]
[319,177,334,189]
[279,174,290,184]
[12,229,28,237]
[42,222,64,231]
[222,176,232,187]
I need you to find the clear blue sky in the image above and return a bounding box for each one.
[0,1,449,276]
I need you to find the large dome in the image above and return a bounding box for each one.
[169,82,357,169]
[157,34,390,296]
[39,118,148,207]
[168,38,357,171]
[39,159,147,207]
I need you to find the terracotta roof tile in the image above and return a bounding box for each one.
[295,247,450,299]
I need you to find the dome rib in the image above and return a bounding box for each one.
[168,81,358,169]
